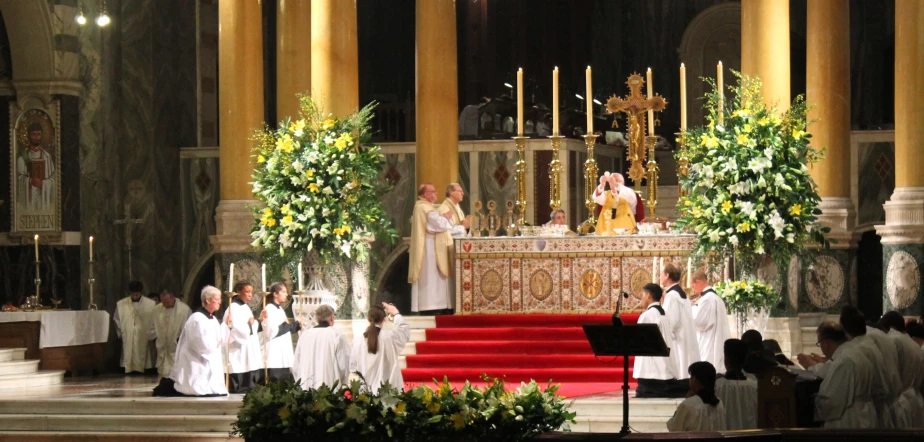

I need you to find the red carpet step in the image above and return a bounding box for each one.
[403,313,641,396]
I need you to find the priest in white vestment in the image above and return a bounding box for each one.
[879,311,924,427]
[351,303,411,394]
[667,361,727,432]
[169,286,228,396]
[839,306,902,428]
[114,281,156,374]
[691,271,731,374]
[715,339,758,430]
[813,322,877,428]
[660,262,701,378]
[222,282,262,393]
[292,305,350,390]
[151,289,191,378]
[634,283,683,398]
[408,183,466,313]
[260,282,300,383]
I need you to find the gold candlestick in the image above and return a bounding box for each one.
[578,134,599,235]
[548,135,564,211]
[645,136,660,220]
[87,258,98,310]
[513,136,528,234]
[675,132,690,198]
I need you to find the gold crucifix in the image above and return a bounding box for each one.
[606,73,667,185]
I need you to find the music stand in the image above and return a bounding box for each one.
[582,322,670,436]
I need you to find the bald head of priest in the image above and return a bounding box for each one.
[418,183,437,203]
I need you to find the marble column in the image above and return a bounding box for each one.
[876,0,924,315]
[741,0,790,111]
[415,0,459,194]
[211,0,264,253]
[311,0,358,118]
[276,0,311,121]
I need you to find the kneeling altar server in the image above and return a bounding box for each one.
[166,285,228,396]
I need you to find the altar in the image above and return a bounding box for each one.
[454,233,696,314]
[0,311,110,374]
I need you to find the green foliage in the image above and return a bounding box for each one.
[232,378,576,442]
[714,279,778,316]
[250,95,398,264]
[676,72,830,276]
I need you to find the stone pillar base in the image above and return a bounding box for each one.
[817,197,857,248]
[876,187,924,315]
[210,200,259,253]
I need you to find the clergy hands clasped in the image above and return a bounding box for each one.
[461,215,472,229]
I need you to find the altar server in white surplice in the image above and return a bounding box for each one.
[814,321,877,428]
[691,271,731,374]
[408,183,465,313]
[351,303,411,394]
[634,283,681,398]
[260,282,301,383]
[879,311,924,427]
[840,306,902,428]
[667,362,727,432]
[660,262,701,378]
[169,286,228,396]
[292,305,350,390]
[715,339,757,430]
[151,289,191,378]
[222,282,262,394]
[114,280,156,374]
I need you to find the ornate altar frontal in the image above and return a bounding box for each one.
[454,234,696,314]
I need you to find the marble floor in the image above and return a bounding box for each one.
[0,374,242,401]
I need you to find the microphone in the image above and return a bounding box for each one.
[611,208,617,219]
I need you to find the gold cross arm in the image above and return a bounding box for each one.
[605,73,668,116]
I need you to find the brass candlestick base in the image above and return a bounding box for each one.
[513,136,528,234]
[578,134,599,235]
[645,136,660,220]
[548,135,564,212]
[675,132,690,199]
[87,258,97,311]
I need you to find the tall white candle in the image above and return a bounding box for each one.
[660,257,664,280]
[261,264,266,292]
[652,257,658,282]
[34,235,39,262]
[586,66,593,134]
[646,68,655,136]
[552,67,559,136]
[298,261,304,291]
[229,263,235,292]
[680,63,687,131]
[687,256,693,287]
[517,68,524,136]
[89,236,94,261]
[717,61,724,126]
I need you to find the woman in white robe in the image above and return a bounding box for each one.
[292,305,351,390]
[222,282,262,393]
[168,286,228,397]
[260,282,301,383]
[667,361,727,432]
[350,303,410,394]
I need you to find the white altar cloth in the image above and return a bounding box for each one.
[0,311,110,348]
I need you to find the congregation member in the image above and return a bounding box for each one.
[351,303,410,394]
[114,280,156,374]
[634,283,685,398]
[813,321,876,428]
[715,339,757,430]
[223,282,262,393]
[878,311,924,426]
[839,306,903,428]
[292,305,350,390]
[593,172,638,234]
[408,183,466,314]
[763,339,794,366]
[660,262,700,378]
[907,320,924,347]
[666,361,726,432]
[151,289,191,379]
[155,285,228,397]
[260,282,300,383]
[690,271,731,373]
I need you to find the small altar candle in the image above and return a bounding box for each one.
[34,235,39,262]
[261,263,266,292]
[659,257,664,278]
[646,68,655,136]
[680,63,687,131]
[586,66,593,134]
[89,236,94,261]
[517,68,524,136]
[687,256,693,287]
[652,257,658,282]
[229,263,235,292]
[552,67,559,136]
[717,61,724,125]
[298,261,304,291]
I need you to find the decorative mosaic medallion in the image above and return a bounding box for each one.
[805,256,844,309]
[580,270,603,300]
[887,251,920,309]
[480,270,503,301]
[630,268,651,299]
[787,256,800,309]
[529,269,553,301]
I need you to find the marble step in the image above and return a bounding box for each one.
[0,414,236,433]
[0,371,65,390]
[569,398,682,418]
[0,348,27,362]
[0,431,242,441]
[0,360,40,376]
[401,342,417,356]
[570,416,669,433]
[0,398,242,416]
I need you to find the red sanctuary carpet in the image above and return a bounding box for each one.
[403,313,641,398]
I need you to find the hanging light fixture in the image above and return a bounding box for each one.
[75,2,87,25]
[96,0,111,27]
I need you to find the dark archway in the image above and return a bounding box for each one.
[857,230,883,320]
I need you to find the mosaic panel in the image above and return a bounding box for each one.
[471,259,510,312]
[569,257,612,311]
[521,258,561,312]
[621,256,660,310]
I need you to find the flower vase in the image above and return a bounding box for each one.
[733,307,771,338]
[292,253,338,327]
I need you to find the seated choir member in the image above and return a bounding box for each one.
[878,311,924,427]
[715,339,757,430]
[762,339,794,366]
[292,305,350,390]
[350,302,410,394]
[813,321,876,428]
[634,283,686,398]
[223,282,262,393]
[153,285,228,397]
[667,361,727,432]
[690,271,731,374]
[260,282,301,383]
[839,306,902,428]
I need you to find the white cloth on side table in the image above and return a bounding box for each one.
[350,314,411,394]
[0,311,109,348]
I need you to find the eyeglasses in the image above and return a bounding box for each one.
[815,338,827,347]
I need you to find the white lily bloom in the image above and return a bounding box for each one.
[729,235,739,246]
[322,186,334,195]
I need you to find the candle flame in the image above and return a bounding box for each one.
[89,236,94,241]
[587,65,591,69]
[34,234,38,240]
[647,67,651,72]
[681,62,685,67]
[718,61,723,66]
[518,67,522,72]
[554,66,558,70]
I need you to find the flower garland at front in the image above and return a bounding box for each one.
[676,73,830,273]
[250,96,397,263]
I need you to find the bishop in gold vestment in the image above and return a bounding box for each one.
[593,173,638,234]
